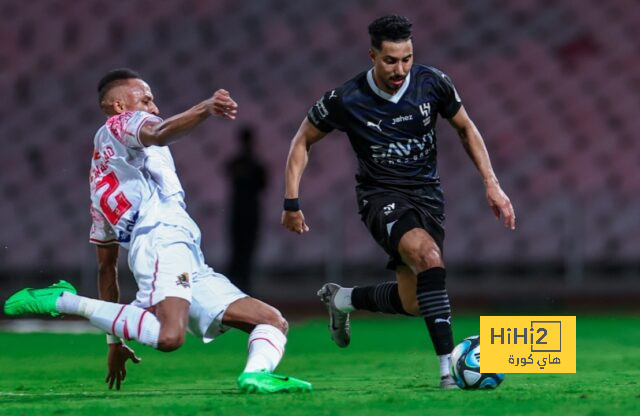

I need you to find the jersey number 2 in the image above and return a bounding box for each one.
[96,172,132,225]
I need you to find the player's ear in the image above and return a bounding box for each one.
[112,99,126,114]
[368,48,376,63]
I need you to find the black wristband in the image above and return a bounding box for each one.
[283,198,300,211]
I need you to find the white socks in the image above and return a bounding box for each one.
[334,287,355,313]
[56,292,160,348]
[243,324,287,373]
[439,354,452,377]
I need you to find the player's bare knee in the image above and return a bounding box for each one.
[270,314,289,335]
[157,331,186,352]
[403,246,442,271]
[262,307,288,334]
[421,246,443,268]
[278,317,289,335]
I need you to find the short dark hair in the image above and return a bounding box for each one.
[97,68,141,102]
[368,15,412,50]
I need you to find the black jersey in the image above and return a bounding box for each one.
[307,64,462,188]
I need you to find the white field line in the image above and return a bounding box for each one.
[0,319,100,333]
[0,389,231,397]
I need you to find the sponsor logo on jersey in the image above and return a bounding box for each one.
[366,119,383,132]
[370,130,435,165]
[176,272,191,288]
[328,90,338,100]
[391,115,413,125]
[116,211,139,243]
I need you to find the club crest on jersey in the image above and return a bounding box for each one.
[176,272,191,288]
[419,102,432,126]
[366,119,383,132]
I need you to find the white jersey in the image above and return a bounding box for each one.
[89,111,186,249]
[87,111,243,335]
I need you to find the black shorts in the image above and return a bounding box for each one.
[356,184,445,271]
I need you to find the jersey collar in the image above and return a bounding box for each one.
[366,68,411,104]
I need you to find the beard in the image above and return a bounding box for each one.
[386,75,406,91]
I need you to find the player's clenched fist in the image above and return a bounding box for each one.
[281,210,310,234]
[207,89,238,119]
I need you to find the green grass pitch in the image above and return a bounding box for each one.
[0,316,638,416]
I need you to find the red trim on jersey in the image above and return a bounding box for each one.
[122,318,131,340]
[249,337,283,357]
[133,114,155,148]
[137,310,148,339]
[112,305,127,336]
[150,258,159,307]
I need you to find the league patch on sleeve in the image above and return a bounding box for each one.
[106,112,134,143]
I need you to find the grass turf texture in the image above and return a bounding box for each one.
[0,316,638,416]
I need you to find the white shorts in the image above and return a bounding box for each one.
[128,222,246,342]
[187,269,248,343]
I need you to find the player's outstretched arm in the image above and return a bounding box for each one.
[97,244,120,304]
[138,89,238,147]
[96,244,141,390]
[448,106,516,230]
[106,343,141,390]
[281,117,328,234]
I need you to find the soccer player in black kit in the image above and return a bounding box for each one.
[281,15,516,388]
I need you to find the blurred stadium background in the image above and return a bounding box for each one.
[0,0,638,314]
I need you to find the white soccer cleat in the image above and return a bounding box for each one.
[317,283,351,348]
[440,374,458,390]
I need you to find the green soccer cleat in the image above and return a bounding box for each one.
[237,370,313,394]
[4,280,77,317]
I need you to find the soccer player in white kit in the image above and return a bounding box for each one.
[4,69,312,393]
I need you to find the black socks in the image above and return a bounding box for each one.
[351,282,411,316]
[416,267,454,355]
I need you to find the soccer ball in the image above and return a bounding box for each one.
[450,335,505,389]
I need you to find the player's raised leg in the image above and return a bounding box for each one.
[4,280,77,317]
[222,297,312,393]
[4,281,189,352]
[317,283,352,347]
[397,228,456,389]
[317,280,414,348]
